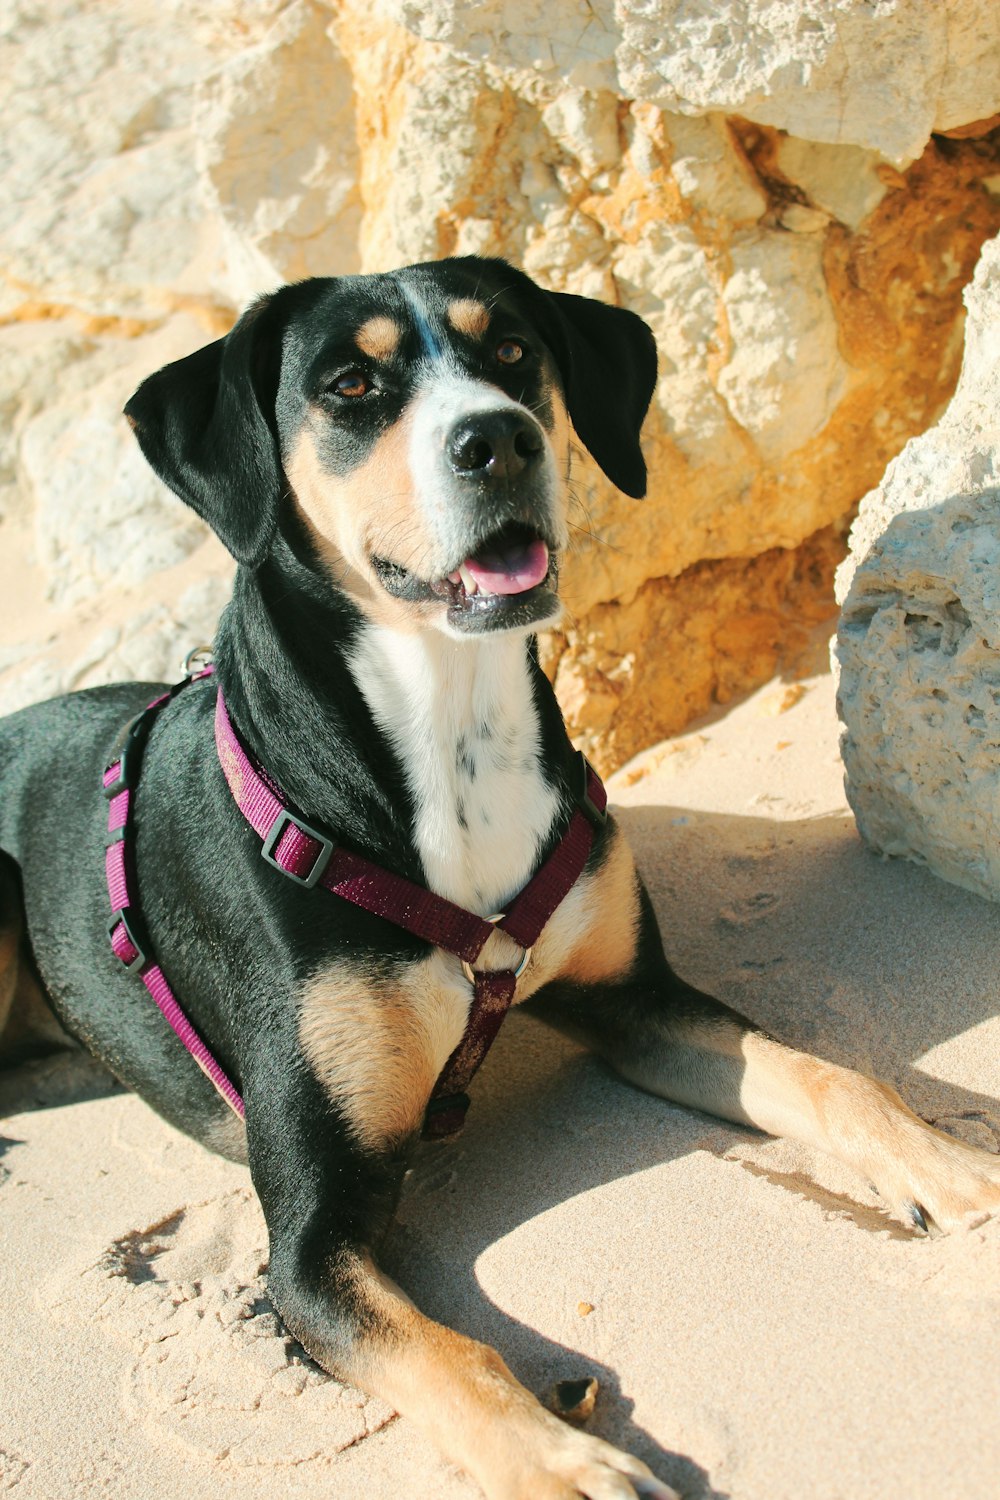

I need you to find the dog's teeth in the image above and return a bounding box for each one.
[447,570,462,584]
[458,565,479,596]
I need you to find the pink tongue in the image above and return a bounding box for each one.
[464,538,549,596]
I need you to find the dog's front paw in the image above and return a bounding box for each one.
[490,1417,679,1500]
[864,1091,1000,1233]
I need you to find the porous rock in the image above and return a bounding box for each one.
[387,0,1000,163]
[835,232,1000,901]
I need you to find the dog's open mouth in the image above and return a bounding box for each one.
[372,523,560,632]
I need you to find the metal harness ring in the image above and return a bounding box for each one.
[181,643,215,677]
[461,912,532,986]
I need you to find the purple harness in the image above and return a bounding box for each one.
[103,665,607,1139]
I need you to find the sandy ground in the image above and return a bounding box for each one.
[3,643,1000,1500]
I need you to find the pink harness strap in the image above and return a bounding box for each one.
[103,673,245,1119]
[103,670,607,1140]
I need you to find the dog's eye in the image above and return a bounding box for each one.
[334,371,369,398]
[496,340,524,366]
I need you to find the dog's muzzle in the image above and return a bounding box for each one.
[372,406,562,634]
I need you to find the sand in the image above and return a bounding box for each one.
[2,640,999,1500]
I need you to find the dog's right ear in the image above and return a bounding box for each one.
[124,289,294,569]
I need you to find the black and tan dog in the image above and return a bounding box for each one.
[1,258,998,1500]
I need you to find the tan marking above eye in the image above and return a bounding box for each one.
[355,315,402,361]
[447,298,491,338]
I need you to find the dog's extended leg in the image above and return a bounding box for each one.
[291,1251,676,1500]
[246,1055,677,1500]
[538,880,1000,1235]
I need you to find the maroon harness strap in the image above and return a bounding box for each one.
[102,669,607,1141]
[423,970,518,1138]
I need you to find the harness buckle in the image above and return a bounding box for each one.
[578,752,608,828]
[108,910,147,973]
[261,809,336,888]
[103,711,154,798]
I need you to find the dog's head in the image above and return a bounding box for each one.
[126,258,657,639]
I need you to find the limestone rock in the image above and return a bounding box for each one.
[387,0,1000,162]
[0,0,223,320]
[72,574,235,690]
[17,322,227,608]
[835,232,1000,901]
[0,325,96,496]
[195,0,362,306]
[0,530,233,718]
[715,231,847,461]
[773,136,887,232]
[547,524,845,774]
[22,394,208,609]
[341,9,1000,617]
[616,0,1000,164]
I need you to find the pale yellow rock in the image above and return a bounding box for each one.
[195,0,362,304]
[835,230,1000,902]
[716,231,848,461]
[774,136,888,232]
[665,111,768,223]
[390,0,1000,163]
[545,525,847,773]
[0,0,234,319]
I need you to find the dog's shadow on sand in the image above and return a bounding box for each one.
[0,1045,122,1116]
[383,801,1000,1500]
[617,800,1000,1132]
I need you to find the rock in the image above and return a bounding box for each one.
[773,136,887,232]
[835,231,1000,901]
[387,0,1000,163]
[715,231,847,461]
[341,7,1000,624]
[19,334,215,608]
[0,534,234,717]
[23,401,207,609]
[0,325,96,494]
[195,0,362,306]
[0,0,225,320]
[547,524,846,774]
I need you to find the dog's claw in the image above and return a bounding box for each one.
[906,1200,929,1233]
[633,1478,682,1499]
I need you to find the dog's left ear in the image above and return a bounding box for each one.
[124,287,300,568]
[533,287,659,499]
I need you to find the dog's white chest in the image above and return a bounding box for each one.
[348,626,559,914]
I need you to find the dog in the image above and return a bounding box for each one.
[2,257,999,1500]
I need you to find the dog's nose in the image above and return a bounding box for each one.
[448,411,543,480]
